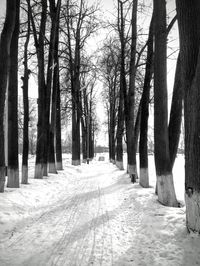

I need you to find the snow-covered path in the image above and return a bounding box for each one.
[0,155,200,266]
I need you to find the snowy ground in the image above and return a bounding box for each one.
[0,153,200,266]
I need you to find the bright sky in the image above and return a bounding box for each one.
[0,0,178,113]
[0,0,5,17]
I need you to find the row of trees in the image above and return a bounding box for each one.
[102,0,200,233]
[0,0,100,191]
[0,0,200,234]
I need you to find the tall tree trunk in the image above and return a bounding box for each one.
[116,91,124,170]
[125,0,138,183]
[7,0,20,188]
[71,40,81,166]
[176,0,200,232]
[55,73,63,170]
[81,117,87,163]
[66,0,82,166]
[154,0,178,207]
[48,64,58,174]
[30,0,47,179]
[110,77,117,164]
[0,0,16,192]
[48,0,61,174]
[133,104,141,180]
[80,88,87,163]
[110,116,116,164]
[139,14,154,188]
[89,116,93,160]
[21,4,31,184]
[168,54,183,168]
[116,0,126,171]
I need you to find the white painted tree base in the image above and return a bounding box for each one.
[21,165,28,184]
[82,159,87,164]
[72,160,81,166]
[128,164,137,182]
[0,167,5,192]
[157,174,179,207]
[139,168,149,188]
[34,164,43,179]
[116,161,124,170]
[48,163,57,174]
[7,168,19,188]
[56,161,63,170]
[43,164,48,177]
[110,159,116,164]
[185,191,200,233]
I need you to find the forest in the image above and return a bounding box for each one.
[0,0,200,264]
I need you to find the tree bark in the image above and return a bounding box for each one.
[133,103,141,180]
[176,0,200,232]
[0,0,16,192]
[30,0,47,179]
[125,0,138,183]
[116,0,126,171]
[7,0,20,188]
[81,117,87,163]
[109,82,116,164]
[55,73,63,170]
[66,0,82,166]
[154,0,178,207]
[21,3,31,184]
[139,13,154,188]
[168,54,183,168]
[48,0,61,174]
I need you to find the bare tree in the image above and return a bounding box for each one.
[46,0,62,174]
[176,0,200,232]
[99,38,119,165]
[21,0,31,184]
[0,1,16,192]
[116,0,126,170]
[139,12,154,188]
[153,0,178,207]
[63,0,99,165]
[28,0,47,178]
[7,0,20,188]
[124,0,138,182]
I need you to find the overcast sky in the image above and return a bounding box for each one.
[0,0,5,18]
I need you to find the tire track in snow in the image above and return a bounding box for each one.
[0,161,138,266]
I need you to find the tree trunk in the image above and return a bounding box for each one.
[0,0,16,192]
[154,0,178,207]
[48,0,61,174]
[89,116,93,160]
[31,0,47,179]
[116,0,126,171]
[168,53,183,168]
[133,104,141,180]
[81,117,87,163]
[48,63,58,174]
[66,0,82,166]
[7,0,20,188]
[71,43,81,166]
[110,103,116,164]
[139,14,154,188]
[21,4,31,184]
[55,74,63,170]
[110,76,117,164]
[116,88,124,170]
[125,0,138,183]
[176,0,200,232]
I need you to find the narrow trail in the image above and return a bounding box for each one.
[0,161,140,266]
[0,158,199,266]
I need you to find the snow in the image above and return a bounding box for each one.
[0,153,200,266]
